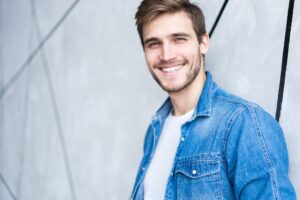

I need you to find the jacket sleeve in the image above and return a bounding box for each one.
[225,105,296,199]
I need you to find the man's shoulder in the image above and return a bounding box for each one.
[212,84,255,108]
[211,84,278,126]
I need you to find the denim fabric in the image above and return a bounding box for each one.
[131,72,296,200]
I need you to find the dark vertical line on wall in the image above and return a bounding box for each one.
[0,0,80,101]
[0,173,18,200]
[30,0,78,200]
[275,0,295,121]
[209,0,229,37]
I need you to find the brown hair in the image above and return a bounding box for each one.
[135,0,206,47]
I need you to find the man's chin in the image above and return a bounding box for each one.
[159,83,187,94]
[152,74,189,93]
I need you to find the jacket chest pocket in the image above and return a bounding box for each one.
[175,160,222,200]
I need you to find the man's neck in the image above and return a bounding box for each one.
[169,70,206,116]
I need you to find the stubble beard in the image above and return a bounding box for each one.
[150,56,202,93]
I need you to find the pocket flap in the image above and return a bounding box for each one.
[175,161,220,179]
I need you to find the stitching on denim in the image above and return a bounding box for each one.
[176,160,223,199]
[247,106,279,199]
[221,106,246,159]
[175,169,219,178]
[220,104,280,199]
[177,159,220,167]
[217,168,224,200]
[175,161,220,178]
[212,87,260,110]
[214,94,258,109]
[177,159,219,165]
[177,152,221,162]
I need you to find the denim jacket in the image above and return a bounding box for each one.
[131,72,296,200]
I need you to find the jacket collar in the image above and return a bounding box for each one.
[193,71,213,118]
[152,71,214,122]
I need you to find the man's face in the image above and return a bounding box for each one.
[142,11,207,93]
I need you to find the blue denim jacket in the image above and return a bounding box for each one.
[131,72,296,200]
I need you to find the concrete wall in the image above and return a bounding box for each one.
[0,0,299,199]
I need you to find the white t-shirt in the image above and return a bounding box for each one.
[144,109,194,200]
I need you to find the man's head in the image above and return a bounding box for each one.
[135,0,209,94]
[135,0,206,47]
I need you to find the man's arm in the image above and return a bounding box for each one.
[225,105,296,199]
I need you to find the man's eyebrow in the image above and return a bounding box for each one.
[171,32,191,38]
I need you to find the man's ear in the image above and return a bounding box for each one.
[200,33,209,55]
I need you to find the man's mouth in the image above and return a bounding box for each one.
[158,64,185,73]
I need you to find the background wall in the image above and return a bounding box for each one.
[0,0,299,199]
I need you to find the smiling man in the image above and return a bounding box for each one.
[130,0,296,199]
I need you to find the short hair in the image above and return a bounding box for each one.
[135,0,206,47]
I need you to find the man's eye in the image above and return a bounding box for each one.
[148,42,159,48]
[175,37,187,43]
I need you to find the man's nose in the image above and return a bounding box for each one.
[160,43,176,61]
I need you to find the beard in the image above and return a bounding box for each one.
[149,55,202,93]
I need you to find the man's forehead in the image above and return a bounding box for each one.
[142,11,195,40]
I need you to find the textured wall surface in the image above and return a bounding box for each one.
[0,0,299,199]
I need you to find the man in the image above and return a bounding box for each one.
[131,0,296,199]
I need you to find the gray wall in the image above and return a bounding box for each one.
[0,0,299,199]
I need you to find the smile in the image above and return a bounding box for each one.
[159,64,184,73]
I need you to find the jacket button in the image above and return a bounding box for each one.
[181,137,185,142]
[192,170,197,175]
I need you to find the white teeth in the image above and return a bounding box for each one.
[161,65,183,72]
